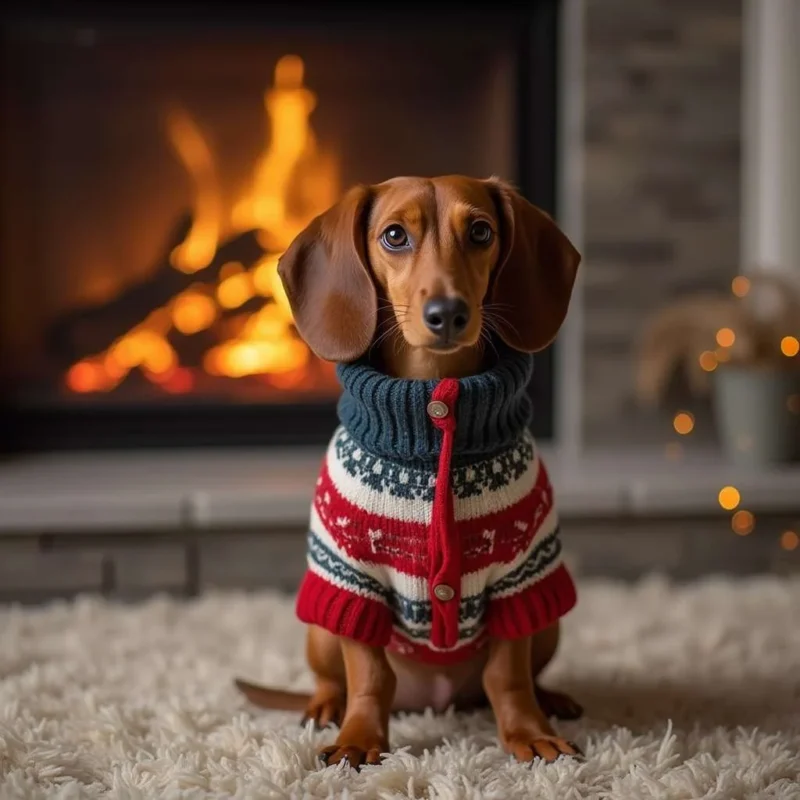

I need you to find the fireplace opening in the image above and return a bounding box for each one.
[0,3,560,451]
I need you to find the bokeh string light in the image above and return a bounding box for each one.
[715,328,736,348]
[718,486,740,511]
[780,335,799,358]
[731,276,750,297]
[731,509,755,536]
[698,350,718,372]
[780,530,799,552]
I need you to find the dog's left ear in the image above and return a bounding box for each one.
[485,178,581,353]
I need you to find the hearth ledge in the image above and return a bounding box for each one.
[1,445,799,533]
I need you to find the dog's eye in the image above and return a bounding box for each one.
[469,220,494,245]
[380,225,409,250]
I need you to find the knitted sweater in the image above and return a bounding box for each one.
[295,347,577,665]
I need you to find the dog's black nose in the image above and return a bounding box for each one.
[422,296,471,340]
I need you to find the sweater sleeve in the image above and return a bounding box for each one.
[484,513,577,641]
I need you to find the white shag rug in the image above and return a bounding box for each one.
[1,576,799,800]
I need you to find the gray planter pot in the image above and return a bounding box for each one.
[712,365,800,466]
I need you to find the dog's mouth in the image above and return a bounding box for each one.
[424,340,466,354]
[407,320,483,354]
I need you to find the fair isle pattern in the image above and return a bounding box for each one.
[297,425,576,664]
[334,428,536,503]
[325,427,543,526]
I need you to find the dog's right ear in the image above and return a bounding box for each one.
[278,185,377,362]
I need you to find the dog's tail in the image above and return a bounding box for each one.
[234,677,312,711]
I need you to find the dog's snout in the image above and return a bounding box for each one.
[422,296,471,340]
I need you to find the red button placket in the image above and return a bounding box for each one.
[427,378,461,649]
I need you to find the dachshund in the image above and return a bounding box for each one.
[235,175,583,769]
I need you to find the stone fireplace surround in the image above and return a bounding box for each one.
[1,0,799,601]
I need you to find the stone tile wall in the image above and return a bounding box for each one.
[2,516,797,605]
[581,0,742,445]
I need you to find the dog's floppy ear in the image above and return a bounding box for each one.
[278,185,377,362]
[485,178,581,353]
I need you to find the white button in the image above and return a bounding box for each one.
[427,400,449,419]
[433,584,455,602]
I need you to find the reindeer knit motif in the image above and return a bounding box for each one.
[295,345,577,665]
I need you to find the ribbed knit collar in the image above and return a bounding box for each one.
[335,346,534,464]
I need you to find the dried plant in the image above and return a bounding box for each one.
[634,271,800,408]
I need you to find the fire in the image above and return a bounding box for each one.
[232,54,339,249]
[65,55,338,395]
[171,290,217,335]
[166,109,222,274]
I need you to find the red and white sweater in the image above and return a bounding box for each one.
[295,348,576,665]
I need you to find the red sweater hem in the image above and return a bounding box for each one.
[485,563,577,640]
[295,570,393,647]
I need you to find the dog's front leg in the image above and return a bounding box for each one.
[319,638,396,769]
[483,636,582,763]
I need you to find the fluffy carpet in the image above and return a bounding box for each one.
[1,576,799,799]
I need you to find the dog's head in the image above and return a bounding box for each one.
[277,175,581,362]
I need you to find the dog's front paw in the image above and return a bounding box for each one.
[319,738,387,770]
[504,733,583,763]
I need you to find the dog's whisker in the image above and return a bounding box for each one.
[370,326,400,353]
[375,308,411,330]
[479,323,501,359]
[482,312,522,344]
[376,301,411,313]
[482,301,515,313]
[368,318,406,357]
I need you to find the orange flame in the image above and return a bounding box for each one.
[232,55,339,250]
[66,54,339,394]
[166,109,223,274]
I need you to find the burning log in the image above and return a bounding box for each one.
[165,327,217,370]
[47,213,266,365]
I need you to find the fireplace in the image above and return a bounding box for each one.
[0,2,560,452]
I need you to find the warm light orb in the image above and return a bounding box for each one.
[731,276,750,297]
[698,350,718,372]
[673,411,695,435]
[780,336,799,357]
[716,328,736,348]
[780,530,799,551]
[718,486,740,511]
[731,509,754,536]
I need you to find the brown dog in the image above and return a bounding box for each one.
[235,176,582,768]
